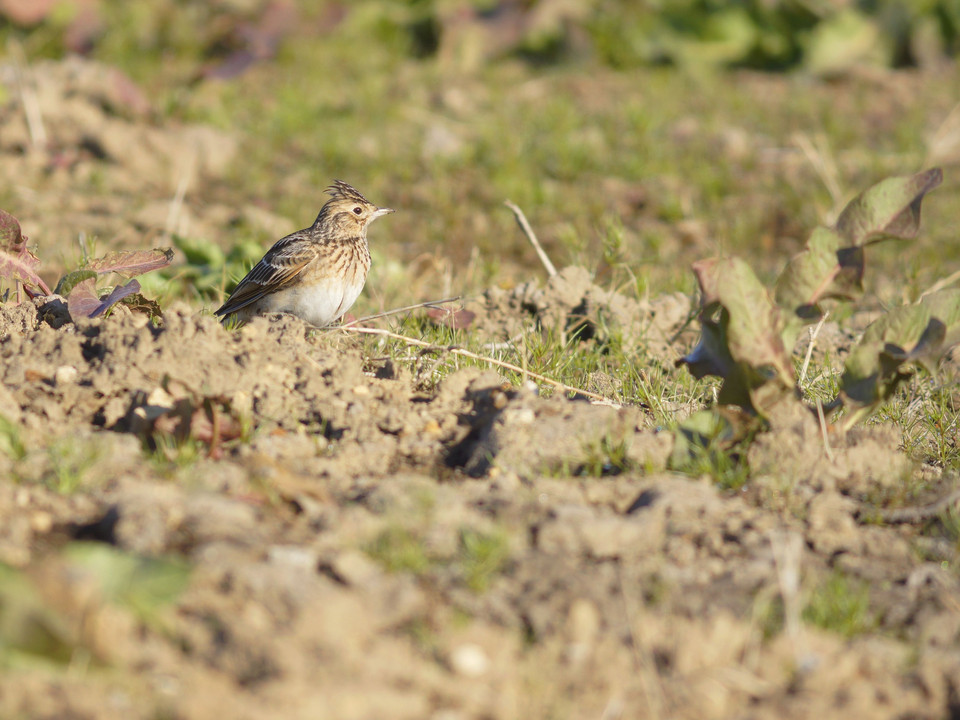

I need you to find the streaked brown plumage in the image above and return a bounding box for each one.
[215,181,394,326]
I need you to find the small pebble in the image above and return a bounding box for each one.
[54,365,78,386]
[450,643,489,678]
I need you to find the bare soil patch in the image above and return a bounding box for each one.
[0,276,958,719]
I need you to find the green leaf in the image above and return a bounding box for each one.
[63,543,191,621]
[670,409,737,469]
[834,168,942,246]
[54,269,97,297]
[678,257,795,415]
[803,9,890,76]
[775,228,859,314]
[774,169,942,347]
[174,235,225,268]
[0,564,77,666]
[840,289,960,414]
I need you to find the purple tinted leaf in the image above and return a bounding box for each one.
[67,277,102,319]
[90,279,141,317]
[0,209,23,250]
[84,248,174,277]
[68,278,142,319]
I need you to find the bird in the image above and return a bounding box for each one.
[215,180,394,327]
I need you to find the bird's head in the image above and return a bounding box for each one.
[314,180,394,238]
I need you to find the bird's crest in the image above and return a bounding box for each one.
[327,180,372,206]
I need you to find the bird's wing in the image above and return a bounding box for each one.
[215,232,317,317]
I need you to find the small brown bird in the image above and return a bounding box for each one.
[215,181,394,327]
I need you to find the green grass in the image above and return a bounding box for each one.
[458,528,510,593]
[364,524,511,594]
[802,570,875,639]
[44,438,101,494]
[365,526,432,575]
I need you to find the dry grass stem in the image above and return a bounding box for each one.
[793,132,843,216]
[816,399,834,462]
[919,267,960,299]
[617,564,665,718]
[504,199,558,277]
[769,531,805,664]
[340,325,610,402]
[877,485,960,524]
[9,39,47,149]
[165,156,195,239]
[340,296,462,327]
[799,311,829,388]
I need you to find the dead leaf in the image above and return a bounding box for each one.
[426,307,476,330]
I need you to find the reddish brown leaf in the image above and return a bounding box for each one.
[426,307,476,330]
[0,209,23,250]
[84,248,174,277]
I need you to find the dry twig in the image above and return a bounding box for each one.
[874,487,960,524]
[340,296,461,327]
[339,325,610,403]
[504,200,558,277]
[793,132,842,216]
[816,399,834,462]
[9,39,46,149]
[919,267,960,299]
[799,311,829,388]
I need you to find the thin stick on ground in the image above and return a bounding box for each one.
[340,325,610,403]
[504,200,558,277]
[10,39,47,149]
[816,399,834,462]
[165,155,195,239]
[793,132,842,215]
[799,311,829,388]
[769,531,806,666]
[919,267,960,299]
[339,296,462,328]
[874,486,960,524]
[617,564,665,718]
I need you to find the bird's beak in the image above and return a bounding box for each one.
[373,207,395,219]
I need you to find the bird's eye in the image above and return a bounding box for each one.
[353,207,363,215]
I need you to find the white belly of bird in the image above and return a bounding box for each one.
[258,278,364,327]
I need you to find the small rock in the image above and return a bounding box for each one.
[449,643,489,678]
[267,545,317,571]
[565,598,600,666]
[325,549,382,587]
[30,511,53,533]
[54,365,78,386]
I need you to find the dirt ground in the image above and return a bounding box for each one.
[1,58,959,720]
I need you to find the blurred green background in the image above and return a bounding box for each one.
[1,0,958,310]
